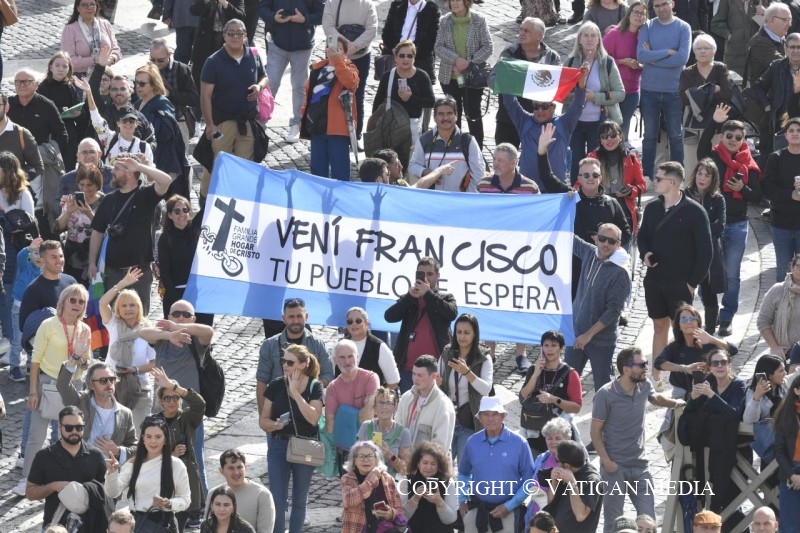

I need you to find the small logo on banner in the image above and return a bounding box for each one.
[199,197,256,278]
[531,70,554,87]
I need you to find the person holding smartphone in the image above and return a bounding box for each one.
[697,103,762,337]
[340,440,403,533]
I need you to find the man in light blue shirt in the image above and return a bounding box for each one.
[457,397,535,533]
[637,0,691,180]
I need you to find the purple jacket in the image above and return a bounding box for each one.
[603,26,641,94]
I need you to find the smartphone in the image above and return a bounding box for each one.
[398,78,408,91]
[372,431,383,447]
[212,130,224,140]
[74,191,86,206]
[279,412,291,424]
[373,501,390,512]
[326,36,339,50]
[755,372,767,382]
[734,172,743,182]
[794,176,800,184]
[692,370,705,384]
[415,271,426,282]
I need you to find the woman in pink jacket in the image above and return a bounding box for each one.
[60,0,122,75]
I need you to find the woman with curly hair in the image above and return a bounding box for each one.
[399,441,458,532]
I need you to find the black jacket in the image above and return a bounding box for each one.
[381,0,440,81]
[190,0,246,85]
[259,0,325,52]
[637,192,713,287]
[687,189,726,294]
[384,289,458,368]
[7,94,69,156]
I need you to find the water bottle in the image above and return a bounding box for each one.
[456,73,466,88]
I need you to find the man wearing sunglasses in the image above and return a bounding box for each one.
[25,406,108,529]
[149,38,200,141]
[565,223,631,393]
[56,360,137,463]
[591,347,683,533]
[256,297,334,416]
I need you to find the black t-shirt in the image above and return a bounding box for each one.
[264,377,324,438]
[544,463,602,533]
[91,184,164,267]
[28,440,107,527]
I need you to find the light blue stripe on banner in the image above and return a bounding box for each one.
[207,153,578,231]
[184,275,575,344]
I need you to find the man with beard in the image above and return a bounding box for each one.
[87,154,173,315]
[256,297,334,417]
[56,361,136,462]
[25,406,108,529]
[590,347,683,533]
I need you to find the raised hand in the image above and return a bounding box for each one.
[538,122,557,155]
[712,103,730,124]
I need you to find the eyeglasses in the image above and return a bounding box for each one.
[14,79,35,86]
[654,176,674,183]
[788,45,800,50]
[79,149,98,155]
[596,235,619,245]
[79,2,97,7]
[653,1,671,8]
[600,132,619,140]
[694,47,715,52]
[774,15,792,22]
[631,10,648,16]
[135,80,151,87]
[709,359,729,367]
[346,318,364,325]
[532,103,553,110]
[626,361,649,368]
[109,87,128,92]
[149,56,169,64]
[119,118,137,124]
[69,297,87,306]
[161,394,181,402]
[279,358,297,367]
[225,31,246,38]
[679,315,698,324]
[284,297,305,307]
[578,172,601,180]
[62,424,85,432]
[724,133,743,141]
[92,376,117,385]
[355,454,376,460]
[396,53,415,59]
[171,310,193,318]
[171,207,190,215]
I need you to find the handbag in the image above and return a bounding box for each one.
[250,48,275,124]
[40,382,65,421]
[456,402,475,430]
[519,396,555,432]
[134,508,178,533]
[1,0,17,27]
[374,7,421,80]
[464,62,491,89]
[335,0,366,52]
[285,378,326,467]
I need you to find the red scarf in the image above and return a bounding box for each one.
[713,141,760,200]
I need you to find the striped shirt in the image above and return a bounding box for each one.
[477,171,540,194]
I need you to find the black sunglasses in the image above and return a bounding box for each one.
[578,172,601,180]
[596,235,619,245]
[347,318,364,325]
[92,376,117,385]
[62,424,85,432]
[600,131,619,140]
[171,310,193,318]
[532,103,553,110]
[724,133,743,142]
[279,358,297,367]
[171,207,190,215]
[284,297,305,307]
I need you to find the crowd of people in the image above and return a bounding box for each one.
[1,0,800,531]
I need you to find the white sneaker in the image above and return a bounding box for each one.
[15,454,24,469]
[12,478,27,497]
[285,124,300,143]
[0,338,11,356]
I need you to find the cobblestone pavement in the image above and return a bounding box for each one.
[0,0,780,531]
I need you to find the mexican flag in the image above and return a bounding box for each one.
[493,59,583,103]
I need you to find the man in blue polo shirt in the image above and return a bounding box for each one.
[199,18,267,198]
[590,346,683,533]
[458,397,535,533]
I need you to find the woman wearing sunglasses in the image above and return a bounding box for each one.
[654,303,737,398]
[587,120,646,242]
[343,307,400,388]
[105,416,191,532]
[18,284,92,496]
[698,103,761,338]
[157,195,213,325]
[259,344,323,533]
[99,267,156,436]
[152,367,206,532]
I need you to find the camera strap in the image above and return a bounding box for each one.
[107,188,138,232]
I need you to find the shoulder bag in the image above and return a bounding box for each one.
[40,382,65,421]
[335,0,366,53]
[250,47,275,124]
[285,378,326,467]
[134,507,178,533]
[520,364,570,432]
[464,62,492,89]
[188,341,225,418]
[374,6,421,80]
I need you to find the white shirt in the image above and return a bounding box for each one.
[352,337,401,385]
[401,0,425,43]
[105,455,191,512]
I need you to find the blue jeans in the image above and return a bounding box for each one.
[640,90,684,179]
[399,369,413,394]
[569,120,601,181]
[351,53,371,138]
[267,43,313,127]
[10,299,23,369]
[779,472,800,533]
[452,420,475,461]
[267,435,316,533]
[193,423,208,498]
[565,342,615,392]
[619,92,640,140]
[720,221,748,323]
[771,225,800,282]
[310,135,351,181]
[174,26,196,65]
[1,282,13,339]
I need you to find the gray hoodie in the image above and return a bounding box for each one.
[572,235,632,347]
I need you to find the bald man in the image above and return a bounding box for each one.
[750,507,778,533]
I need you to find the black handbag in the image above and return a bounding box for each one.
[520,397,556,432]
[335,0,366,51]
[134,508,178,533]
[373,55,395,81]
[464,62,491,89]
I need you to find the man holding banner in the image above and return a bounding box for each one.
[384,256,458,393]
[495,60,587,190]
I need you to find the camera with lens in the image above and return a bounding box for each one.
[107,224,125,238]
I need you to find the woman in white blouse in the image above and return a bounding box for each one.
[436,313,493,460]
[344,307,400,388]
[105,417,191,530]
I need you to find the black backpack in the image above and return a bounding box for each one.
[1,209,40,248]
[189,341,226,418]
